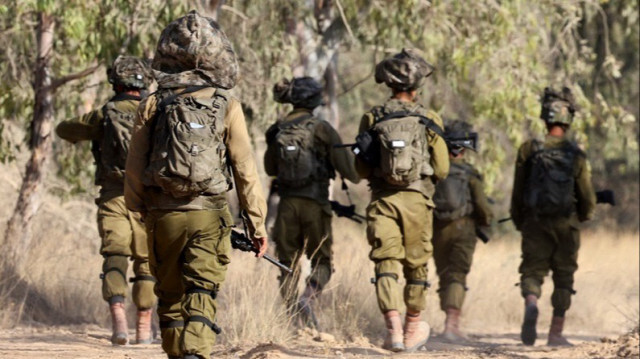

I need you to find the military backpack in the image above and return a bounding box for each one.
[358,111,441,186]
[99,94,140,181]
[144,87,231,198]
[523,140,577,217]
[433,162,474,221]
[272,114,326,188]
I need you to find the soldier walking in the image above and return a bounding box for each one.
[125,11,268,359]
[432,120,493,342]
[510,87,596,346]
[56,56,156,345]
[354,49,450,352]
[264,77,359,327]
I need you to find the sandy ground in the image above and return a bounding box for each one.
[0,325,637,359]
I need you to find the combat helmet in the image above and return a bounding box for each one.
[107,56,152,90]
[273,77,323,109]
[375,48,434,92]
[540,87,577,126]
[444,120,477,156]
[152,10,238,89]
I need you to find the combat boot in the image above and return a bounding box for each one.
[520,294,538,346]
[109,297,128,345]
[382,310,404,352]
[296,282,320,329]
[403,311,430,352]
[135,308,153,344]
[547,316,573,346]
[442,307,468,343]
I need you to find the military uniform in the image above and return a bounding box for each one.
[357,99,449,314]
[511,135,595,314]
[433,158,493,311]
[264,107,359,309]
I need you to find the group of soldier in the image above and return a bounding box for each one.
[55,10,598,359]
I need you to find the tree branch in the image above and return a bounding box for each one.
[51,62,100,90]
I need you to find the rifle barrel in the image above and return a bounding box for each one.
[263,254,293,274]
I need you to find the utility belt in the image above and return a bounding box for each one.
[145,187,227,211]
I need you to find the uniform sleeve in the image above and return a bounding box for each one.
[225,99,268,238]
[354,113,374,178]
[426,112,450,182]
[469,171,494,226]
[322,122,360,184]
[263,123,278,177]
[575,154,596,222]
[124,97,155,213]
[510,143,529,230]
[55,109,104,142]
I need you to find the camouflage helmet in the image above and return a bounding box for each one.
[107,56,152,89]
[540,87,577,126]
[375,48,434,92]
[444,120,478,154]
[152,10,238,89]
[273,77,323,109]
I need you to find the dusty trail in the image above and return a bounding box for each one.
[0,325,636,359]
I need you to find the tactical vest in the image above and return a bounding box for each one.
[370,109,438,187]
[523,140,577,217]
[433,162,474,221]
[144,87,232,199]
[274,114,330,189]
[95,94,140,184]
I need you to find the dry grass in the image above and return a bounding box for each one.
[0,155,637,345]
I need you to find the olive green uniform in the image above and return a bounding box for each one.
[510,135,596,316]
[433,159,493,311]
[263,109,359,308]
[357,99,449,313]
[55,95,156,310]
[125,88,267,358]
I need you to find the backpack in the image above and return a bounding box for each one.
[273,114,324,188]
[99,95,140,181]
[370,111,441,186]
[144,87,231,198]
[523,140,577,217]
[433,162,474,221]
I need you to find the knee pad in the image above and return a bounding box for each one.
[551,287,576,315]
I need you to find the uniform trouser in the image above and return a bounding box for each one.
[367,191,433,313]
[432,217,477,311]
[145,207,232,358]
[519,218,580,316]
[97,196,155,309]
[273,197,333,309]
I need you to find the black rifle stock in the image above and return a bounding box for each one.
[230,230,293,274]
[330,200,366,223]
[476,227,490,243]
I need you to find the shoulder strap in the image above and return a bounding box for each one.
[278,113,315,130]
[157,85,211,112]
[376,110,445,139]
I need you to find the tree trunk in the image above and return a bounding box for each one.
[4,12,55,273]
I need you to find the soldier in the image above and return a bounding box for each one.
[354,49,449,352]
[56,56,156,345]
[511,87,596,346]
[124,11,268,359]
[264,77,359,326]
[432,120,493,342]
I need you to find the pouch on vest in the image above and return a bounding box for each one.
[144,87,231,198]
[523,141,577,217]
[274,114,325,188]
[433,162,474,221]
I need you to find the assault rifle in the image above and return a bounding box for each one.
[498,189,616,223]
[330,200,366,223]
[230,230,293,274]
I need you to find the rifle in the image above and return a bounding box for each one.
[476,227,490,244]
[330,200,366,223]
[498,189,616,223]
[230,230,293,274]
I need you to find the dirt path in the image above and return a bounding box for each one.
[1,325,636,359]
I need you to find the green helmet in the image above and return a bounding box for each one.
[540,87,577,126]
[444,120,477,155]
[374,48,434,92]
[152,10,238,89]
[107,56,152,90]
[273,77,323,109]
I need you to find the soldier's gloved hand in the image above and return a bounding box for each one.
[252,236,268,258]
